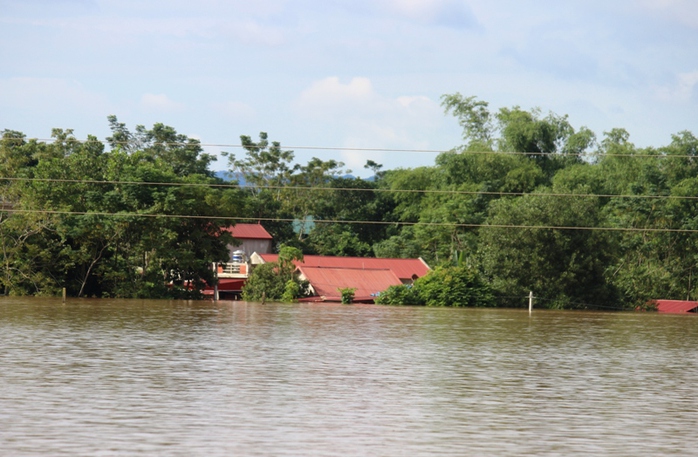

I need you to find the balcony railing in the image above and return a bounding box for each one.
[215,262,249,278]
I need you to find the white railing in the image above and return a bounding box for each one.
[215,262,249,278]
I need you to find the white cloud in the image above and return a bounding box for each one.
[212,100,257,121]
[640,0,695,12]
[385,0,446,17]
[381,0,478,28]
[2,13,285,49]
[0,77,112,138]
[654,71,698,102]
[4,0,696,168]
[140,93,184,112]
[0,77,109,122]
[638,0,698,27]
[676,72,698,100]
[223,20,285,46]
[97,0,286,18]
[293,76,447,175]
[296,77,376,114]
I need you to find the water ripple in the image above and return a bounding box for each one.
[1,299,698,456]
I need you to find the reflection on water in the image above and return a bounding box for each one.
[1,298,698,456]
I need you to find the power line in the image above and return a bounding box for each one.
[2,136,696,159]
[2,177,697,201]
[3,208,698,233]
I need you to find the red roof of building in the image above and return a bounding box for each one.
[655,300,698,314]
[298,266,402,301]
[258,254,430,281]
[221,224,272,240]
[201,278,246,296]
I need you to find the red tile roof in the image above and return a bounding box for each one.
[221,224,272,240]
[655,300,698,314]
[298,266,402,301]
[258,254,430,280]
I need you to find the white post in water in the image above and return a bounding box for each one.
[213,262,219,302]
[528,291,533,315]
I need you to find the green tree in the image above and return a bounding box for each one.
[107,116,215,177]
[224,131,298,247]
[242,245,308,302]
[305,176,390,256]
[372,226,423,259]
[225,133,351,247]
[441,94,593,177]
[288,157,348,240]
[1,122,233,298]
[416,265,494,307]
[374,283,423,305]
[479,192,616,309]
[441,93,494,150]
[376,266,493,307]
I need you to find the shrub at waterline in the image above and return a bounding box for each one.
[241,245,308,302]
[375,265,494,307]
[339,287,357,304]
[374,284,423,305]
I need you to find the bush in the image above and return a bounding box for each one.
[339,287,356,304]
[376,266,494,307]
[374,284,423,305]
[241,245,308,302]
[281,279,301,303]
[241,263,286,301]
[416,265,494,307]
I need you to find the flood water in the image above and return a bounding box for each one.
[1,298,697,456]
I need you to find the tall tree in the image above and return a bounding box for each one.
[2,121,233,298]
[479,191,616,309]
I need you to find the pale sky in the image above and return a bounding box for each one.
[1,0,697,176]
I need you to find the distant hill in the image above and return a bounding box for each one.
[213,172,375,185]
[214,171,246,186]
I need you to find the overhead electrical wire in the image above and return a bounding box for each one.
[1,136,696,159]
[1,177,697,201]
[3,139,697,233]
[3,208,698,234]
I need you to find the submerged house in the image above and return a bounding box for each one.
[653,300,698,314]
[220,223,273,257]
[202,223,430,302]
[251,254,431,302]
[204,224,273,298]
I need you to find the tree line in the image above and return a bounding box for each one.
[2,96,698,309]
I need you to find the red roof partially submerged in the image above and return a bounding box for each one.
[258,254,430,281]
[201,278,246,296]
[221,224,272,240]
[298,266,402,302]
[655,300,698,314]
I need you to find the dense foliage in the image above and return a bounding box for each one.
[3,97,698,309]
[374,284,423,306]
[241,246,308,302]
[1,122,236,298]
[375,266,493,307]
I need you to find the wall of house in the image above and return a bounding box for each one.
[227,239,272,260]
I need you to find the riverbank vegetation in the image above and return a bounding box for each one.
[2,96,697,309]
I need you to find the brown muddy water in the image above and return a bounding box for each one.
[1,297,697,456]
